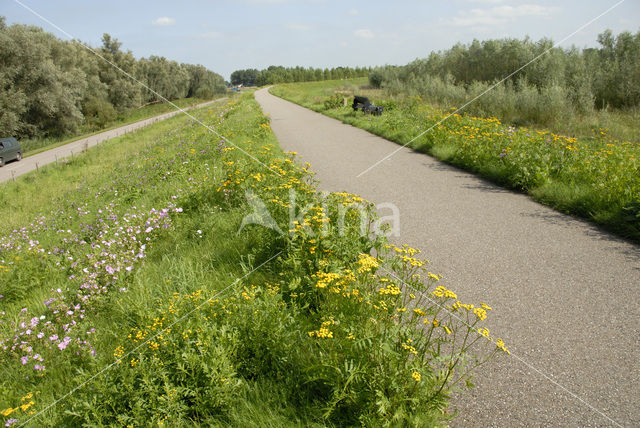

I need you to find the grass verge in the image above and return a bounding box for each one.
[20,96,228,157]
[270,80,640,243]
[0,94,507,427]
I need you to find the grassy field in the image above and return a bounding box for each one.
[271,79,640,243]
[0,94,506,426]
[20,96,226,156]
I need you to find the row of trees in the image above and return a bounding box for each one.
[0,18,227,139]
[231,65,372,87]
[369,30,640,111]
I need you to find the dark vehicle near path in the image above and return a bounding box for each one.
[0,137,23,167]
[352,95,384,116]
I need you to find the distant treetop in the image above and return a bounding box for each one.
[230,65,371,86]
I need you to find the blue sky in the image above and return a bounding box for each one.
[2,0,638,80]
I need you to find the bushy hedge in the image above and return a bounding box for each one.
[369,30,640,129]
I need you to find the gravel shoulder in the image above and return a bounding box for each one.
[255,88,640,427]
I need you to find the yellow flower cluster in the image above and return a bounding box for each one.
[266,283,280,295]
[473,307,487,321]
[400,255,424,267]
[313,270,360,299]
[378,283,401,296]
[2,392,36,417]
[308,320,335,339]
[451,301,472,311]
[259,122,272,132]
[478,328,490,338]
[432,285,457,299]
[412,371,421,382]
[425,318,440,327]
[386,244,421,256]
[113,345,125,360]
[314,271,342,289]
[426,272,441,281]
[451,301,492,322]
[308,206,330,227]
[401,339,418,355]
[496,338,510,354]
[356,253,379,273]
[241,288,255,300]
[333,191,367,207]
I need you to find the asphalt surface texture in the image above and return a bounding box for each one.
[0,98,225,184]
[255,88,640,428]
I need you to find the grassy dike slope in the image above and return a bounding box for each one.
[0,94,505,427]
[21,96,224,156]
[270,80,640,243]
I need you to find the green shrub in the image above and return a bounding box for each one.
[323,93,345,110]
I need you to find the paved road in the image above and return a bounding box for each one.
[0,98,225,184]
[255,88,640,427]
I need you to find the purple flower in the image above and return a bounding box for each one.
[58,336,71,350]
[5,418,19,427]
[20,355,28,365]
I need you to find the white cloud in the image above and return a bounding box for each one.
[286,23,310,31]
[450,4,558,27]
[347,8,359,15]
[354,28,374,39]
[153,17,176,26]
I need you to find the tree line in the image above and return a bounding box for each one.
[230,65,372,87]
[0,17,227,139]
[369,30,640,121]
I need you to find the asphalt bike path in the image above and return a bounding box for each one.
[255,88,639,427]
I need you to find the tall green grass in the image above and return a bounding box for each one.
[376,74,639,144]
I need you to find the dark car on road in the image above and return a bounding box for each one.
[0,137,22,167]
